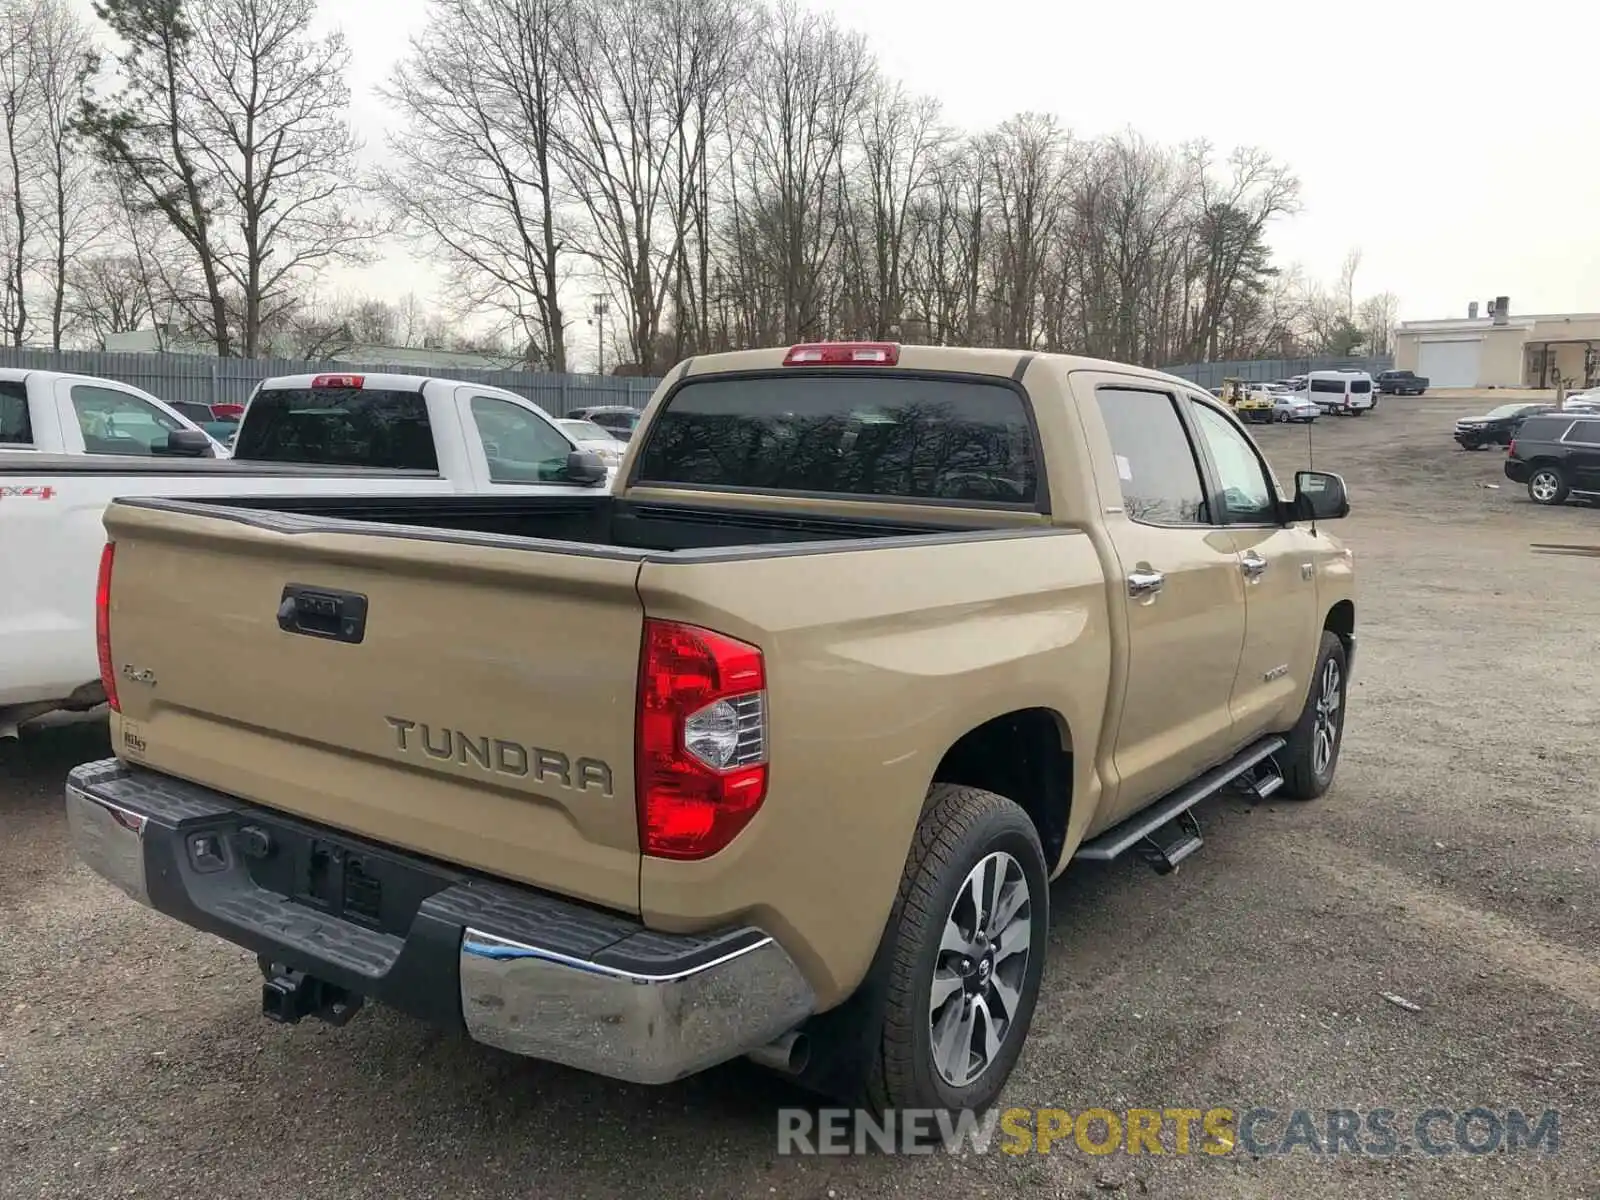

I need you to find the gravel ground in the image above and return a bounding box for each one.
[2,393,1597,1199]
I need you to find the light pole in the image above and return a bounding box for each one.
[587,294,610,374]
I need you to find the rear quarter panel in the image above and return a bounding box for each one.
[635,530,1112,1009]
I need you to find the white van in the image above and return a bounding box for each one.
[1301,370,1375,416]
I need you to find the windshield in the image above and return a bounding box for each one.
[1485,404,1534,419]
[634,373,1041,505]
[559,419,614,441]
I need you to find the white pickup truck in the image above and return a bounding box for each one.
[2,366,233,459]
[1,371,613,735]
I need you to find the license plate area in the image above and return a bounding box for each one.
[231,819,456,937]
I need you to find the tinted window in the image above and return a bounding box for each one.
[1349,379,1372,393]
[1517,417,1571,441]
[0,380,29,444]
[1190,402,1276,523]
[1566,420,1600,444]
[71,384,184,456]
[1094,388,1207,524]
[233,386,438,470]
[470,396,574,483]
[1310,379,1346,394]
[635,375,1040,505]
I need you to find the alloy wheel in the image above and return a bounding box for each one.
[928,851,1032,1088]
[1312,657,1342,777]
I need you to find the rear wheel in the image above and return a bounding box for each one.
[1278,631,1349,801]
[1528,466,1569,506]
[854,784,1049,1116]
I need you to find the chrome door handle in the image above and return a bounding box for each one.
[1127,568,1165,597]
[1241,551,1268,580]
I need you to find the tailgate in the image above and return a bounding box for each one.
[101,502,645,914]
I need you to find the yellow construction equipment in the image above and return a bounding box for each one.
[1222,378,1274,424]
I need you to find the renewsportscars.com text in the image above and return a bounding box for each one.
[777,1106,1561,1157]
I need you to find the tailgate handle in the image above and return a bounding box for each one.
[277,585,368,644]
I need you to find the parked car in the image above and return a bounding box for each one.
[1452,403,1555,450]
[0,372,610,736]
[1273,393,1320,423]
[168,400,243,447]
[566,404,643,442]
[1376,370,1429,396]
[1505,412,1600,505]
[68,341,1355,1117]
[557,417,626,467]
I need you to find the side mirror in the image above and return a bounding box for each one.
[159,428,216,457]
[563,449,608,484]
[1290,470,1349,521]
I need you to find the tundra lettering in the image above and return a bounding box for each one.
[383,715,614,796]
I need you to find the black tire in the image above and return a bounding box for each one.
[1278,631,1349,801]
[856,784,1050,1117]
[1527,465,1569,506]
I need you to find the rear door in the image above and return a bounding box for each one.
[1087,382,1247,821]
[1562,419,1600,490]
[1184,395,1323,737]
[103,501,648,912]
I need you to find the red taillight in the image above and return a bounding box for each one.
[210,402,245,419]
[310,373,364,389]
[96,541,119,713]
[783,341,900,366]
[1507,439,1516,456]
[636,619,768,860]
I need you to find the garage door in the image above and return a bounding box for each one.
[1417,339,1482,388]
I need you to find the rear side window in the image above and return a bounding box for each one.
[233,386,438,470]
[0,380,29,444]
[1518,417,1570,441]
[1094,388,1207,525]
[1310,379,1346,394]
[1566,420,1600,444]
[634,374,1040,505]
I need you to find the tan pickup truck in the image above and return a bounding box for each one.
[67,343,1355,1115]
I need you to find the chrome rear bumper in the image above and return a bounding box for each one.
[65,759,814,1085]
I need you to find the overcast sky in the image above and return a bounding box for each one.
[78,0,1600,358]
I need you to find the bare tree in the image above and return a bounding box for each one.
[27,0,96,348]
[848,81,945,338]
[380,0,571,370]
[731,0,873,340]
[184,0,376,355]
[79,0,374,356]
[78,0,232,353]
[0,2,40,345]
[1356,290,1399,356]
[1337,247,1362,320]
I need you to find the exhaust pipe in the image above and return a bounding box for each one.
[747,1030,810,1075]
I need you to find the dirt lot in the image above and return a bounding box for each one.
[2,393,1596,1199]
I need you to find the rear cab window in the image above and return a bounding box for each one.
[0,380,30,445]
[631,373,1041,506]
[233,384,439,470]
